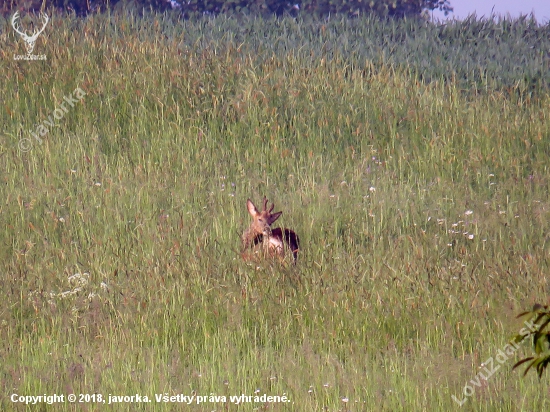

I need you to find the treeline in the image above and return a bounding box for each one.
[2,0,452,18]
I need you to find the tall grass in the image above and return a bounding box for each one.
[0,11,549,411]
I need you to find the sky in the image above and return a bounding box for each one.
[433,0,550,23]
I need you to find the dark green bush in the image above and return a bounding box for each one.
[2,0,452,17]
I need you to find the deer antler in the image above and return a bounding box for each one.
[261,197,276,214]
[11,12,26,38]
[11,11,49,55]
[35,13,49,38]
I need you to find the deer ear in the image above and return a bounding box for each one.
[247,199,259,217]
[268,211,282,225]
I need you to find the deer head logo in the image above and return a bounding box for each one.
[11,11,49,56]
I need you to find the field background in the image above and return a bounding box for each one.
[1,11,550,411]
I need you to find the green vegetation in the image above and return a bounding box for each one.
[0,11,549,411]
[513,304,550,378]
[1,0,453,19]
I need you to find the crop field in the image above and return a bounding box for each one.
[0,10,549,411]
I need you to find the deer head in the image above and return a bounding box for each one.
[245,197,282,239]
[11,11,49,55]
[241,197,300,264]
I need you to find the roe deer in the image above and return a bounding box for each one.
[241,197,300,264]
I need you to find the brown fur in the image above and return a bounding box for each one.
[241,197,300,264]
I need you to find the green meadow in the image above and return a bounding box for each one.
[0,11,549,411]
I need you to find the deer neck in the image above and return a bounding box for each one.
[261,226,272,252]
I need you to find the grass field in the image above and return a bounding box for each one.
[1,10,550,411]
